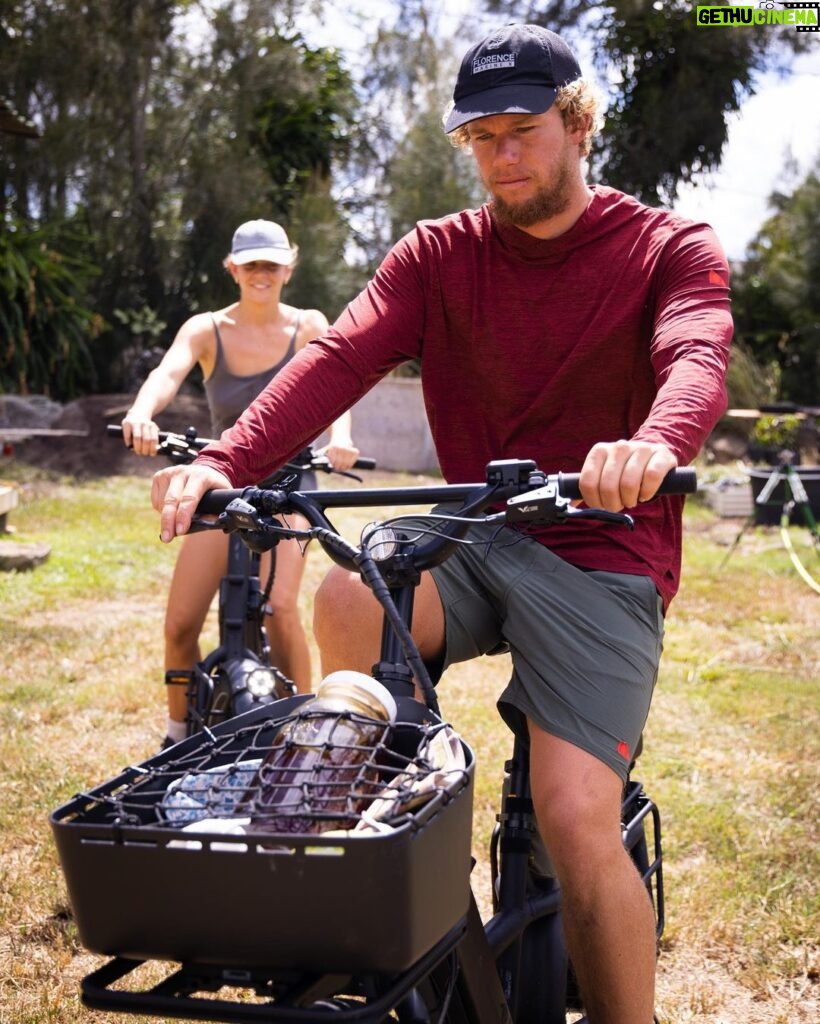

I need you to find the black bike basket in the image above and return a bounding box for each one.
[51,696,474,974]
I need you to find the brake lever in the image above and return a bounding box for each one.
[505,482,573,525]
[505,484,635,529]
[569,507,635,530]
[159,434,197,462]
[308,455,364,483]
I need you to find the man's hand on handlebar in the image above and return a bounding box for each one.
[152,464,232,543]
[579,440,678,512]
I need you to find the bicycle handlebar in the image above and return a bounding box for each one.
[196,465,696,515]
[195,460,696,571]
[192,459,695,713]
[106,423,377,474]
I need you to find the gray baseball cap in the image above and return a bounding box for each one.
[229,220,294,265]
[445,24,582,133]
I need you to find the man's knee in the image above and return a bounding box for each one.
[529,730,624,869]
[314,567,383,672]
[315,566,365,629]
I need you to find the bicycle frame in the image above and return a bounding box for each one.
[108,424,378,733]
[183,529,295,735]
[58,458,691,1023]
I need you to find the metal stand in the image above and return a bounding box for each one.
[719,453,819,589]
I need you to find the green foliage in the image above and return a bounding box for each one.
[750,413,802,451]
[286,178,369,322]
[0,1,363,392]
[342,4,485,275]
[387,107,484,241]
[724,338,776,412]
[731,158,820,405]
[592,0,762,205]
[0,221,103,399]
[251,41,356,218]
[1,0,812,404]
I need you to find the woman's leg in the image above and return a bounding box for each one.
[263,516,312,691]
[164,530,227,722]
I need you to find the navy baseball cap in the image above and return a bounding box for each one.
[445,24,583,133]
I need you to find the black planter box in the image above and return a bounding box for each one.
[749,466,820,526]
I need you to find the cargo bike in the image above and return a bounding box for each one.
[51,458,695,1023]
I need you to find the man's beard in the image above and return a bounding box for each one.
[489,160,573,228]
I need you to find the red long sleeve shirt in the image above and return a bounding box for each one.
[198,186,733,608]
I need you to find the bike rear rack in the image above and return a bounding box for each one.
[80,919,471,1024]
[622,779,665,940]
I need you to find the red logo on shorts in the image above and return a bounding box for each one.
[617,740,631,761]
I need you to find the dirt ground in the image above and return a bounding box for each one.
[7,393,213,479]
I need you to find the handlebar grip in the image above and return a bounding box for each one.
[557,467,697,501]
[107,422,216,449]
[353,457,377,471]
[196,489,246,516]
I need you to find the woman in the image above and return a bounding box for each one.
[122,219,359,746]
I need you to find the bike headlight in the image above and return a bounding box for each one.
[246,665,277,699]
[362,523,399,561]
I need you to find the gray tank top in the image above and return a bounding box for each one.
[203,312,300,436]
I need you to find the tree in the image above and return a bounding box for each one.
[341,0,484,273]
[484,0,806,205]
[731,156,820,405]
[252,41,356,219]
[386,105,484,241]
[286,177,368,322]
[175,9,359,320]
[0,0,363,392]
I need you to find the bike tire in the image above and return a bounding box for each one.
[515,907,570,1024]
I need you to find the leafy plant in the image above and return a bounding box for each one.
[751,413,802,452]
[0,221,104,399]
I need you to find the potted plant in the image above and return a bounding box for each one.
[747,413,820,526]
[748,413,802,466]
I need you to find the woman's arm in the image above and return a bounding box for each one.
[122,313,213,455]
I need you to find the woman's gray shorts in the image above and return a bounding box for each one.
[414,517,665,781]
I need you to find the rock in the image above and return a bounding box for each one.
[0,540,51,571]
[9,393,212,478]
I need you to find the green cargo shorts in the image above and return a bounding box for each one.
[400,515,665,781]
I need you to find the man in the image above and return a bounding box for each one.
[153,24,732,1023]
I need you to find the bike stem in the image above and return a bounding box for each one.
[372,584,419,701]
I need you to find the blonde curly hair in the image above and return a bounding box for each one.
[445,77,604,157]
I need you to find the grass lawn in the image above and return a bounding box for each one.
[0,464,817,1023]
